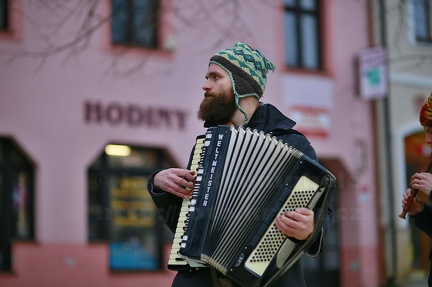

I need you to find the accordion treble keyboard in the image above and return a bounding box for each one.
[168,135,207,270]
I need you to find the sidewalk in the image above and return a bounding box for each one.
[382,271,428,287]
[402,278,427,287]
[401,271,428,287]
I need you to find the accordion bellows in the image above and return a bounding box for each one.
[168,125,336,287]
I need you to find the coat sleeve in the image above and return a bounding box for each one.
[412,203,432,238]
[147,171,183,233]
[146,147,196,233]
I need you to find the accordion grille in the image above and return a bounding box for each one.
[245,176,319,276]
[251,188,316,262]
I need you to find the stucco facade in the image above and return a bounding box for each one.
[0,1,382,286]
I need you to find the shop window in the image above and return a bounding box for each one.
[414,0,432,43]
[111,0,160,49]
[88,144,176,271]
[0,138,34,272]
[283,0,323,70]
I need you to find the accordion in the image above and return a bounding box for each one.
[168,125,336,287]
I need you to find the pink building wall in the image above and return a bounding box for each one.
[0,0,380,286]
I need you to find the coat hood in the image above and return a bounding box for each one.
[247,102,297,136]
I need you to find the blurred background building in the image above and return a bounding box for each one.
[0,1,431,287]
[370,0,432,286]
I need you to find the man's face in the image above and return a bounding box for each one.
[197,64,237,126]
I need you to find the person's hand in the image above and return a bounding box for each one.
[154,168,195,199]
[274,208,314,240]
[410,172,432,197]
[402,188,424,216]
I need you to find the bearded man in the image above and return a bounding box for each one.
[147,42,333,287]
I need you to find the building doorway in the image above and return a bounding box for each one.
[303,158,340,286]
[303,185,340,286]
[0,137,34,271]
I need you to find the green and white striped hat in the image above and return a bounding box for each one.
[209,42,275,125]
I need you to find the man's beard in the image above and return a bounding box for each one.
[197,90,237,127]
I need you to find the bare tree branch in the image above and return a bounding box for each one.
[1,0,110,71]
[2,0,429,76]
[1,0,271,75]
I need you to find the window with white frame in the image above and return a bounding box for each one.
[283,0,322,70]
[111,0,160,49]
[414,0,432,43]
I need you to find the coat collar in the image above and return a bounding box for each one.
[246,102,297,135]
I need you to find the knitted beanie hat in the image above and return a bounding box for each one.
[420,93,432,127]
[209,42,275,125]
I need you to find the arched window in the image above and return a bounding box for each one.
[88,144,177,271]
[0,137,35,271]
